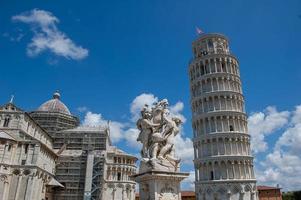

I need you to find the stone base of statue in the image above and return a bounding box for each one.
[133,170,189,200]
[139,157,181,174]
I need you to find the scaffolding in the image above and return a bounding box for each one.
[53,127,108,200]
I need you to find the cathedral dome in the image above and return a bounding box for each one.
[37,92,71,115]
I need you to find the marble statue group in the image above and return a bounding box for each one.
[136,99,182,172]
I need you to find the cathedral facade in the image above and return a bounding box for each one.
[189,33,257,200]
[0,92,137,200]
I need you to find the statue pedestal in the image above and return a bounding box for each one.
[133,170,189,200]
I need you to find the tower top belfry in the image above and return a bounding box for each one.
[192,33,230,59]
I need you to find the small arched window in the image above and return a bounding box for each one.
[8,145,11,151]
[210,171,214,180]
[208,40,213,48]
[25,144,29,154]
[229,125,234,132]
[117,172,121,181]
[201,65,205,75]
[222,63,226,72]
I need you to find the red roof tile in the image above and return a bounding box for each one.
[181,191,195,196]
[257,185,281,190]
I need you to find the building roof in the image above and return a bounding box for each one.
[47,177,64,188]
[257,185,281,190]
[59,126,108,133]
[181,191,195,197]
[37,91,71,115]
[0,131,16,141]
[107,146,138,160]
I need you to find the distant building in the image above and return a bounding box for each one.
[0,92,137,200]
[0,102,59,200]
[257,186,282,200]
[103,146,137,200]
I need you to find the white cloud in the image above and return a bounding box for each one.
[82,111,105,127]
[182,171,195,190]
[124,128,142,149]
[275,123,301,153]
[253,105,301,191]
[12,9,88,60]
[77,106,89,113]
[174,134,194,164]
[2,31,24,42]
[258,150,301,191]
[130,93,158,122]
[170,101,186,123]
[248,106,289,153]
[108,121,126,144]
[291,105,301,125]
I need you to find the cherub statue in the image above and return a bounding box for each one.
[136,104,161,158]
[157,116,182,164]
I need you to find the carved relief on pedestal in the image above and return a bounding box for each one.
[159,183,177,200]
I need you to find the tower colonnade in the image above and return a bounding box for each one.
[193,133,252,158]
[189,33,257,200]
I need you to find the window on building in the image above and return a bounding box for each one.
[3,118,10,127]
[21,159,26,165]
[229,125,234,132]
[201,65,205,75]
[210,171,214,180]
[7,145,11,151]
[208,40,213,48]
[24,144,29,154]
[117,172,121,181]
[222,63,226,72]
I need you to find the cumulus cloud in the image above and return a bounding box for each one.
[182,171,195,190]
[253,105,301,191]
[258,150,301,191]
[170,101,186,123]
[77,106,89,113]
[248,106,290,153]
[130,93,158,122]
[2,31,24,42]
[12,9,88,60]
[174,135,194,164]
[123,128,141,149]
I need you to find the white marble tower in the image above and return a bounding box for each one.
[189,33,257,200]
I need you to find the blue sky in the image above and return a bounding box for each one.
[1,0,301,191]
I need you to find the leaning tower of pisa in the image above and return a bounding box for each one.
[189,33,257,200]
